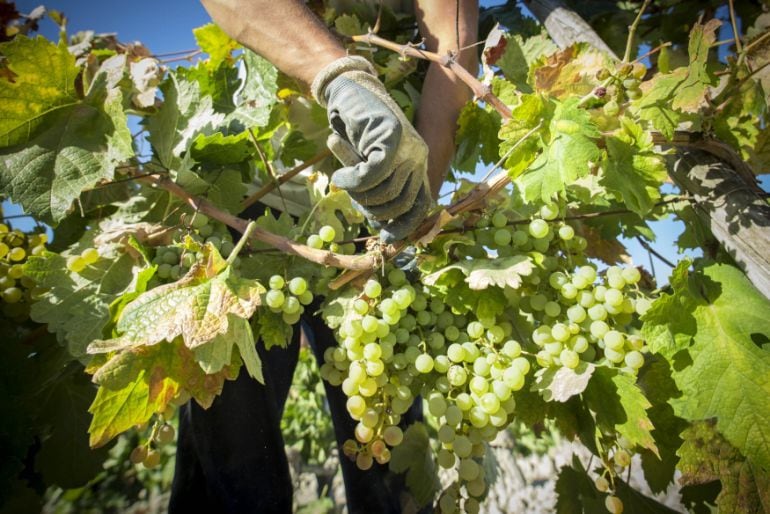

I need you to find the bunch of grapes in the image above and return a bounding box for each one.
[264,274,314,325]
[0,223,47,321]
[596,61,647,116]
[318,203,652,512]
[129,406,181,470]
[305,224,356,255]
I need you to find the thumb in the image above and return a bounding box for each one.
[327,133,362,168]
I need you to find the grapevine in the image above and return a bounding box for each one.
[1,1,769,513]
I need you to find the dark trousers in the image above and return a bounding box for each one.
[169,307,423,513]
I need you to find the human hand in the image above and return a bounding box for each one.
[311,57,432,244]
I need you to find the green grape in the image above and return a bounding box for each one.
[567,305,587,323]
[346,395,366,418]
[453,435,472,458]
[2,287,23,304]
[502,340,521,358]
[8,247,25,262]
[383,425,404,446]
[588,304,608,321]
[267,275,286,290]
[544,301,561,317]
[493,228,511,246]
[603,330,625,350]
[444,405,463,426]
[364,279,382,298]
[626,88,642,100]
[361,315,379,333]
[604,347,625,363]
[560,349,580,369]
[356,452,374,470]
[143,449,161,469]
[558,225,574,240]
[540,203,559,220]
[624,350,644,369]
[606,496,624,514]
[353,298,369,315]
[318,225,336,243]
[81,247,100,264]
[529,294,547,311]
[157,263,172,279]
[491,211,508,228]
[156,424,175,444]
[415,353,434,373]
[307,234,324,249]
[614,448,631,467]
[622,266,641,284]
[468,407,489,428]
[0,243,8,259]
[605,288,624,306]
[170,265,181,280]
[162,249,179,265]
[528,219,549,239]
[437,448,456,469]
[283,277,306,296]
[220,241,234,257]
[7,264,23,279]
[197,224,214,237]
[447,365,468,387]
[191,213,209,229]
[129,445,148,464]
[439,493,457,513]
[387,268,407,286]
[282,296,301,315]
[459,458,480,481]
[594,475,610,492]
[603,99,620,116]
[479,392,500,414]
[66,255,86,273]
[265,290,285,309]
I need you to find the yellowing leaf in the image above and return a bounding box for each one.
[87,258,263,353]
[193,23,239,67]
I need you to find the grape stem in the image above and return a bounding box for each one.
[226,220,257,266]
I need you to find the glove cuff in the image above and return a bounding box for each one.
[310,56,377,107]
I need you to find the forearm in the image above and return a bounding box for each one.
[199,0,346,86]
[414,0,479,197]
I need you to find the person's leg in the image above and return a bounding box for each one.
[169,331,300,514]
[304,309,426,514]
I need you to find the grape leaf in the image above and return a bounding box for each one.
[678,420,770,514]
[190,131,254,165]
[633,70,688,140]
[671,19,721,113]
[87,256,264,360]
[495,32,557,93]
[533,44,609,99]
[643,262,770,470]
[422,255,534,290]
[499,93,553,177]
[636,356,688,494]
[517,98,601,203]
[229,49,278,129]
[24,249,142,359]
[453,103,501,173]
[173,165,247,214]
[255,309,294,350]
[555,455,608,514]
[0,36,133,224]
[193,23,238,68]
[147,71,226,168]
[88,338,239,447]
[747,126,770,174]
[389,422,440,508]
[533,362,595,402]
[584,366,658,455]
[601,117,668,216]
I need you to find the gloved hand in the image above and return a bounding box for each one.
[311,56,432,244]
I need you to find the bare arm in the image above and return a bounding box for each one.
[199,0,346,86]
[414,0,479,198]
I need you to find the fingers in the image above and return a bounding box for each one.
[351,168,423,220]
[378,184,433,244]
[327,133,362,167]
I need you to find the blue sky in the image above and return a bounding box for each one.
[10,0,757,283]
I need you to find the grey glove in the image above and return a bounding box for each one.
[311,56,432,243]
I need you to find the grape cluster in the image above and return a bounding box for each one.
[129,392,188,469]
[305,224,356,255]
[264,274,314,325]
[596,61,646,115]
[318,202,652,511]
[0,223,47,321]
[148,214,239,286]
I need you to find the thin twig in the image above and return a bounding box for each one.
[89,172,164,189]
[240,149,332,212]
[247,128,288,213]
[623,0,652,63]
[152,48,200,58]
[352,32,512,119]
[635,236,676,268]
[136,172,378,270]
[159,50,202,64]
[633,42,671,64]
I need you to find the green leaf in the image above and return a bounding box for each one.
[389,422,440,507]
[190,131,253,164]
[193,23,238,68]
[601,117,668,216]
[453,103,501,173]
[533,362,595,402]
[496,33,557,93]
[583,367,658,455]
[678,420,770,513]
[87,259,264,354]
[747,126,770,174]
[499,93,552,177]
[633,70,688,140]
[88,339,239,447]
[228,49,278,129]
[644,262,770,470]
[173,165,248,214]
[517,98,601,203]
[554,455,606,514]
[24,250,142,359]
[636,356,688,494]
[147,72,225,168]
[0,36,133,224]
[255,309,294,350]
[422,255,534,290]
[671,19,721,113]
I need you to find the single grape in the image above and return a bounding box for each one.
[560,349,580,369]
[2,287,23,304]
[130,445,148,464]
[143,449,161,469]
[318,225,336,243]
[540,203,559,220]
[558,225,575,240]
[356,452,374,470]
[528,219,549,239]
[493,228,511,246]
[268,275,285,290]
[364,280,382,298]
[156,424,175,444]
[383,425,403,446]
[606,496,624,514]
[415,353,434,373]
[81,247,100,264]
[66,255,86,273]
[265,289,285,309]
[307,234,324,249]
[7,264,23,280]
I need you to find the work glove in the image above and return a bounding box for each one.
[311,56,432,244]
